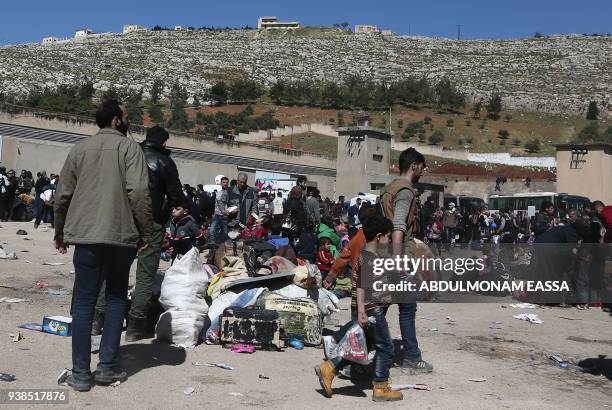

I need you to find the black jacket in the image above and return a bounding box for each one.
[141,141,185,224]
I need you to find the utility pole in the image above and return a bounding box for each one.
[457,24,462,40]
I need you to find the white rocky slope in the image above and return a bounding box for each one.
[0,30,610,114]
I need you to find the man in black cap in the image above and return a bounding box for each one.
[93,126,185,341]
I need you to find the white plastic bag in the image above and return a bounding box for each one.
[159,248,209,312]
[155,310,204,348]
[156,248,209,347]
[330,323,371,365]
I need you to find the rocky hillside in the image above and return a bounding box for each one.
[0,29,610,114]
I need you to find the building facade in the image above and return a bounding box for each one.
[74,29,93,39]
[123,24,147,34]
[355,25,380,34]
[556,143,612,204]
[42,37,58,45]
[257,16,300,30]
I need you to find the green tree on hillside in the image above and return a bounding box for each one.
[472,99,482,119]
[487,93,502,120]
[524,138,541,153]
[498,129,510,139]
[169,81,188,106]
[148,104,165,126]
[576,123,599,142]
[586,101,599,120]
[434,77,465,110]
[168,102,191,130]
[428,130,445,145]
[150,79,164,104]
[78,79,95,100]
[210,81,228,105]
[269,81,285,105]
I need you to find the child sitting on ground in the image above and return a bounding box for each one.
[316,238,335,277]
[314,213,401,402]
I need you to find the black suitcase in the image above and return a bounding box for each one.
[219,307,282,350]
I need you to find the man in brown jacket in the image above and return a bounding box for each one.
[54,99,153,392]
[379,148,433,374]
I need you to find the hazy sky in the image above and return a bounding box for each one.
[1,0,610,44]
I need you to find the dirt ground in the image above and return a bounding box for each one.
[0,221,610,409]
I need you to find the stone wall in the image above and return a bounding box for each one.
[0,30,609,114]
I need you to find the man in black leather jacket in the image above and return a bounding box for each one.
[93,126,186,341]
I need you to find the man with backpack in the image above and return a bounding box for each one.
[379,148,433,374]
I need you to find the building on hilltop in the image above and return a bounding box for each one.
[42,37,59,45]
[174,26,193,31]
[74,28,94,39]
[123,24,148,34]
[555,143,612,204]
[257,16,300,30]
[381,30,396,36]
[355,25,380,34]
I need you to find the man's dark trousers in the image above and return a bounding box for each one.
[72,244,136,382]
[95,223,165,318]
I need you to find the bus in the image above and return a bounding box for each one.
[444,194,486,212]
[488,192,590,216]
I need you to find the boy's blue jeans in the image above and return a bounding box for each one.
[330,306,395,382]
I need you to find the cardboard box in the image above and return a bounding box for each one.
[42,315,72,336]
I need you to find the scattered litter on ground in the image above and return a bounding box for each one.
[228,392,244,397]
[513,313,543,324]
[16,229,28,235]
[47,289,71,296]
[419,316,434,321]
[446,316,457,323]
[441,332,456,336]
[258,374,270,380]
[0,248,17,259]
[390,383,432,391]
[43,262,65,266]
[18,323,42,332]
[468,377,487,382]
[0,298,27,303]
[430,328,438,332]
[489,325,503,330]
[531,353,537,365]
[288,338,304,350]
[509,303,537,309]
[0,373,16,382]
[549,355,569,369]
[230,344,256,354]
[9,332,23,342]
[557,316,582,321]
[110,381,121,387]
[192,362,234,370]
[34,280,49,289]
[22,238,32,241]
[57,369,70,385]
[19,250,29,252]
[183,387,195,396]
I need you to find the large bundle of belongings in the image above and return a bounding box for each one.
[154,235,340,350]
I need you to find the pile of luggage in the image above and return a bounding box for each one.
[153,238,340,350]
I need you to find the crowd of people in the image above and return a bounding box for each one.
[2,99,610,401]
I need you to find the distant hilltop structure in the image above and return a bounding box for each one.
[355,25,395,36]
[355,25,380,34]
[123,24,148,34]
[42,24,148,44]
[257,16,300,30]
